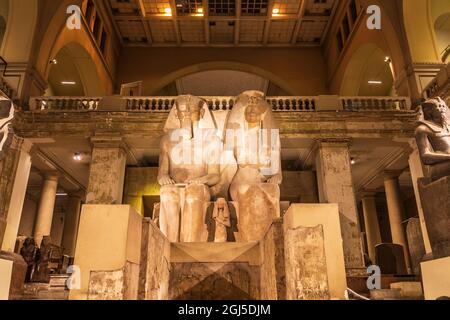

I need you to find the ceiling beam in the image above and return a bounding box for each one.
[234,0,242,45]
[263,0,275,45]
[168,0,182,45]
[291,0,308,44]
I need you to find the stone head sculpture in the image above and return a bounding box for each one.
[419,97,450,132]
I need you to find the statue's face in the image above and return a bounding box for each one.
[176,102,204,126]
[425,100,449,125]
[245,103,266,125]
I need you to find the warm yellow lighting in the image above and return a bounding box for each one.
[197,8,204,14]
[164,7,172,15]
[272,8,280,15]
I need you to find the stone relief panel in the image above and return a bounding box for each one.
[284,225,330,300]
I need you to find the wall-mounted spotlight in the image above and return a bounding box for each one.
[49,59,58,65]
[384,56,391,63]
[350,158,356,165]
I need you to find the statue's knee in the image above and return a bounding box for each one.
[185,184,210,201]
[160,185,180,202]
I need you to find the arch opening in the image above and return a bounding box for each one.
[46,42,103,96]
[340,43,394,96]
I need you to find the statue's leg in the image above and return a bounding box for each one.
[159,185,181,242]
[431,161,450,181]
[234,183,280,242]
[181,184,210,242]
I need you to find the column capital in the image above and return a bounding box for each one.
[384,170,404,180]
[316,137,352,148]
[41,170,60,181]
[360,191,378,199]
[9,136,33,153]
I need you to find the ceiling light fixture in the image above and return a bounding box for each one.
[62,81,76,85]
[368,80,382,85]
[164,7,172,15]
[384,56,391,63]
[197,8,203,14]
[50,59,58,65]
[350,158,356,165]
[73,152,82,161]
[272,8,280,15]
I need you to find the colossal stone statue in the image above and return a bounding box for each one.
[158,95,221,242]
[415,97,450,181]
[225,90,282,242]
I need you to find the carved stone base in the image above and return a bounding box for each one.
[418,176,450,259]
[0,251,27,300]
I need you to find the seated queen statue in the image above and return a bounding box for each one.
[157,95,221,242]
[225,90,282,242]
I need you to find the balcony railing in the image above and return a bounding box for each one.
[424,62,450,99]
[29,95,412,113]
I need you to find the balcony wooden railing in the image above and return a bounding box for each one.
[29,95,412,112]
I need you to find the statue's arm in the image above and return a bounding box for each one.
[157,137,175,185]
[415,125,450,165]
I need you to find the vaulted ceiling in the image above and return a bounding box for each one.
[106,0,337,47]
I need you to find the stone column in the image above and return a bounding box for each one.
[383,171,412,272]
[34,172,59,247]
[0,137,33,252]
[61,192,84,257]
[315,139,365,275]
[361,193,382,263]
[86,136,127,204]
[408,141,432,255]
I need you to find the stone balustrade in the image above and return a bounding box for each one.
[0,75,15,99]
[29,95,412,112]
[424,62,450,100]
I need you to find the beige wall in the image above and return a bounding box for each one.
[116,47,330,96]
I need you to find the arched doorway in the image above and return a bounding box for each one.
[434,13,450,63]
[46,43,104,96]
[340,44,394,96]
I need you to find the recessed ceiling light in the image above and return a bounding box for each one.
[368,80,382,85]
[73,152,82,161]
[62,81,76,85]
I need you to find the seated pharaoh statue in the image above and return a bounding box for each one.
[158,95,221,242]
[225,90,282,242]
[415,97,450,181]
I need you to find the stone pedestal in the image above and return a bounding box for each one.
[315,140,364,275]
[406,218,426,275]
[284,204,347,300]
[0,251,27,300]
[169,242,261,300]
[69,205,142,300]
[418,176,450,259]
[375,243,407,275]
[421,256,450,300]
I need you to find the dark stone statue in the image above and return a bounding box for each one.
[20,237,38,282]
[415,97,450,259]
[415,97,450,181]
[32,236,53,283]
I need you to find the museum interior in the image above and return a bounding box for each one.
[0,0,449,301]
